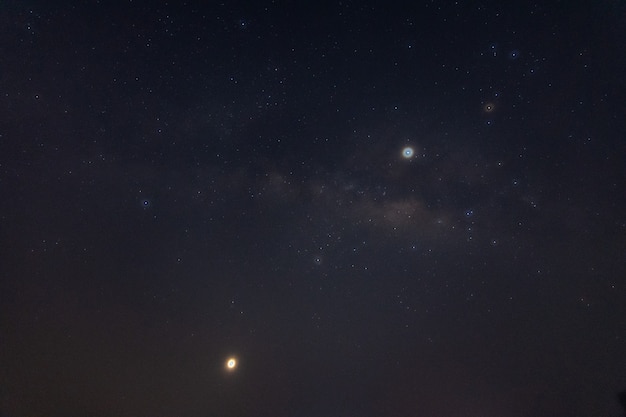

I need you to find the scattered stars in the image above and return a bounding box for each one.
[489,43,498,56]
[2,4,620,417]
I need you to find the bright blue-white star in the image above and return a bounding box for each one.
[401,147,414,159]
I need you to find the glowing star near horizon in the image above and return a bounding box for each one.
[401,147,414,159]
[225,357,237,371]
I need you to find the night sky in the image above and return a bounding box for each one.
[1,1,626,416]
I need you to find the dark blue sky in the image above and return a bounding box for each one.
[1,1,625,416]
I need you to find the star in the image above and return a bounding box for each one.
[225,357,238,371]
[401,146,414,159]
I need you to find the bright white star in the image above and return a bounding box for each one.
[402,147,414,159]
